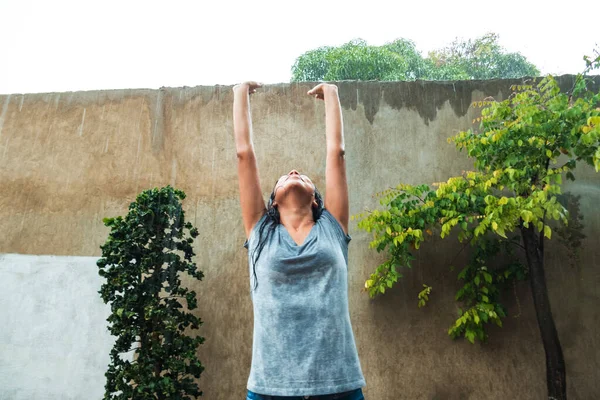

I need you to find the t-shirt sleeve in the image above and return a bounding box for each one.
[243,212,269,250]
[321,209,351,247]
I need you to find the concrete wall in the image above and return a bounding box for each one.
[0,254,114,400]
[0,78,599,399]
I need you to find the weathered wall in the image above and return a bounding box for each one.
[0,78,599,399]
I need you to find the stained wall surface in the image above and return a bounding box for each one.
[1,77,599,399]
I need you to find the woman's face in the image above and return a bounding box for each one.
[272,169,316,207]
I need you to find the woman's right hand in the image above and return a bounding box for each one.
[307,83,338,100]
[233,81,262,95]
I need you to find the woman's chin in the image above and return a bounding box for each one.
[277,186,313,203]
[284,183,311,194]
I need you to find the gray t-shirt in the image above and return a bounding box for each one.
[243,209,366,396]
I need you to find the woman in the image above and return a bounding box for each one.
[233,81,366,400]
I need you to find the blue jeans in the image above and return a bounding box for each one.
[246,388,364,400]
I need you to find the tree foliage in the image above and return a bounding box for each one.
[291,39,414,82]
[97,186,205,400]
[291,33,540,82]
[356,52,599,339]
[426,33,540,80]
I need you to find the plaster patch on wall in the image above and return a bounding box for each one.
[0,253,114,400]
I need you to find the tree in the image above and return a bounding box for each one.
[381,38,430,80]
[97,186,205,399]
[290,33,540,82]
[356,52,600,399]
[291,39,413,82]
[427,33,540,80]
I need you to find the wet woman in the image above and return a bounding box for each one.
[233,81,366,400]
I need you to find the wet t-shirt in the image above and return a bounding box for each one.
[243,209,366,396]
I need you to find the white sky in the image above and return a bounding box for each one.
[1,0,598,94]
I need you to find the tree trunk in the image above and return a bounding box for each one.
[521,224,566,400]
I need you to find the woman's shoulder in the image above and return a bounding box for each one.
[243,211,270,249]
[319,208,351,245]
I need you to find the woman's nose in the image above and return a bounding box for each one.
[289,169,300,175]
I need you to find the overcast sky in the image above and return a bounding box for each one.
[1,0,598,94]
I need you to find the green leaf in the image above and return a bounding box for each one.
[544,225,552,239]
[495,226,507,238]
[520,210,533,223]
[466,330,475,344]
[483,272,493,284]
[480,312,489,323]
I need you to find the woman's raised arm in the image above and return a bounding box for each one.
[307,83,349,234]
[233,82,266,239]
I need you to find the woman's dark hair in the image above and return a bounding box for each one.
[249,181,324,291]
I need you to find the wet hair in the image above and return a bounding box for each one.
[249,181,324,291]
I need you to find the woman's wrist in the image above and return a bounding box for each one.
[233,81,262,97]
[323,84,339,99]
[233,83,249,95]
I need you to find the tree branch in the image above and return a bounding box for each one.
[503,238,526,251]
[121,347,141,353]
[449,241,471,267]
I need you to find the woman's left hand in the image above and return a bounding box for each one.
[233,81,263,95]
[307,83,338,101]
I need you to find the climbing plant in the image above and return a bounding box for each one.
[98,186,205,399]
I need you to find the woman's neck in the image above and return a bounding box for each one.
[278,206,314,231]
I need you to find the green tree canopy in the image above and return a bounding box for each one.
[426,33,540,80]
[291,39,414,82]
[291,33,540,82]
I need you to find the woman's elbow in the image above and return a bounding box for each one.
[236,147,256,160]
[327,147,345,158]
